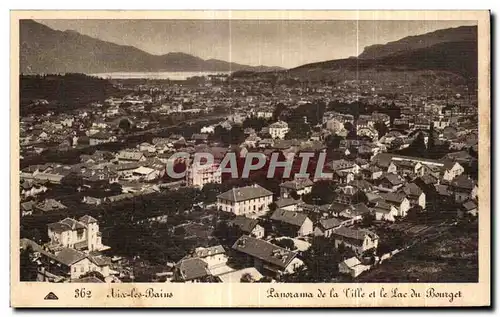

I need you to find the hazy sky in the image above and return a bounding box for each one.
[37,19,477,68]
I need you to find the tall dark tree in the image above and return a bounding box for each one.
[118,118,132,132]
[428,123,436,153]
[242,117,268,132]
[229,126,246,144]
[406,132,427,157]
[285,122,311,140]
[20,247,38,281]
[303,180,336,205]
[214,221,243,247]
[325,134,343,149]
[61,172,84,190]
[344,122,354,132]
[302,236,341,282]
[361,212,375,227]
[374,121,388,139]
[200,183,222,204]
[272,103,287,121]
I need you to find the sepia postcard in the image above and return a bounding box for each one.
[10,10,490,308]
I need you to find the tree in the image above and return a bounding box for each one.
[108,182,123,196]
[61,172,84,190]
[390,137,404,150]
[240,272,255,283]
[174,226,186,236]
[119,118,132,132]
[344,122,354,132]
[428,123,435,152]
[406,132,427,157]
[301,236,341,282]
[229,126,246,144]
[289,190,300,200]
[20,247,38,281]
[374,122,388,139]
[285,122,311,140]
[325,134,343,149]
[272,103,287,121]
[79,270,106,282]
[214,221,243,247]
[303,180,336,205]
[242,117,268,132]
[201,183,222,204]
[256,276,274,283]
[144,104,153,112]
[271,238,295,250]
[268,202,278,212]
[406,206,423,221]
[361,212,375,227]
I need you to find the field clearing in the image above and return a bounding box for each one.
[357,225,478,283]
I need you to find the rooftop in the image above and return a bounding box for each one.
[217,184,273,202]
[232,235,297,269]
[270,209,309,227]
[229,216,259,233]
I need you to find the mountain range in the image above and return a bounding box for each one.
[19,20,283,74]
[357,25,477,59]
[20,20,477,82]
[236,25,478,84]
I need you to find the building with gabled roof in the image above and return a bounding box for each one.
[116,150,146,163]
[47,215,109,253]
[275,197,302,211]
[232,235,304,277]
[34,199,67,214]
[339,256,372,278]
[448,175,478,203]
[314,217,354,237]
[181,245,229,274]
[270,209,313,237]
[331,227,379,255]
[229,216,265,239]
[173,258,212,282]
[21,238,113,282]
[380,192,410,217]
[217,184,273,218]
[376,173,405,192]
[401,182,426,209]
[279,178,313,198]
[373,201,399,222]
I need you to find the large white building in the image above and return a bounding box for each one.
[186,163,222,188]
[269,121,289,139]
[216,184,273,218]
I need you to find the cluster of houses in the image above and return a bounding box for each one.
[20,215,120,283]
[171,147,477,281]
[20,76,478,283]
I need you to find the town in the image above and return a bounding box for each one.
[19,71,479,284]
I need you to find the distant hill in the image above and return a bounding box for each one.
[236,25,477,85]
[358,25,477,59]
[291,39,477,80]
[20,20,283,74]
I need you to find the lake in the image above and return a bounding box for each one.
[89,71,232,80]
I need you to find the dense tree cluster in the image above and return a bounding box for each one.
[20,74,119,116]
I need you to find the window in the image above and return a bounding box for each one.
[73,267,77,272]
[81,266,84,272]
